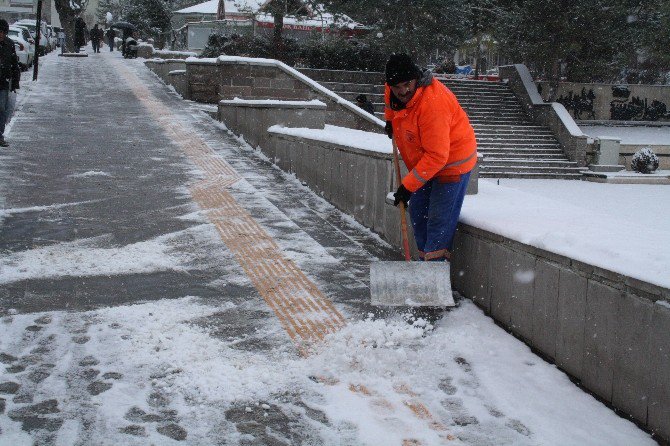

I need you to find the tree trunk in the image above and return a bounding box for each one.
[54,0,88,53]
[60,16,75,53]
[548,58,561,102]
[273,13,284,60]
[474,35,482,78]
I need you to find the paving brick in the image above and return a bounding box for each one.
[344,151,358,216]
[531,260,560,360]
[450,232,473,298]
[489,244,514,325]
[508,250,536,342]
[555,268,587,378]
[361,157,378,229]
[612,293,652,423]
[581,280,620,402]
[471,237,493,312]
[648,302,670,440]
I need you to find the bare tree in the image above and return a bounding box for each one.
[54,0,89,52]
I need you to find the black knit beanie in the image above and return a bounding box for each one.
[0,20,8,34]
[385,53,422,86]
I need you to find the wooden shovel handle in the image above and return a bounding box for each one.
[392,138,411,261]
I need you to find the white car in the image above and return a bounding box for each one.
[52,26,63,47]
[46,25,57,49]
[8,25,34,69]
[10,39,29,71]
[13,19,50,54]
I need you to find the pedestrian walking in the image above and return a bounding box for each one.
[106,28,115,52]
[385,53,477,262]
[58,29,66,54]
[0,19,20,147]
[74,17,86,53]
[90,24,103,53]
[355,94,375,115]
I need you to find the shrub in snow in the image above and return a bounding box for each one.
[631,147,659,174]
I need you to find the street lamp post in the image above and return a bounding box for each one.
[32,0,43,81]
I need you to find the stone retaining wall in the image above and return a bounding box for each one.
[145,56,385,133]
[186,59,219,104]
[538,81,670,122]
[218,100,327,151]
[145,59,187,84]
[451,224,670,442]
[217,57,383,133]
[297,68,385,85]
[168,70,188,98]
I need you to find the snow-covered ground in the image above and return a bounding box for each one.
[580,125,670,145]
[0,51,661,445]
[462,179,670,289]
[0,296,656,445]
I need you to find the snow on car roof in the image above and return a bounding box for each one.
[175,0,266,14]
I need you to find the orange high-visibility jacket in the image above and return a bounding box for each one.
[385,76,477,192]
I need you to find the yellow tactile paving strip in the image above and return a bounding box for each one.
[113,59,454,444]
[115,62,346,355]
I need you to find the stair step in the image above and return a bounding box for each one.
[477,145,561,152]
[477,137,558,144]
[318,73,582,183]
[479,172,584,179]
[475,129,555,135]
[483,159,578,166]
[481,164,584,173]
[473,124,549,130]
[477,148,567,160]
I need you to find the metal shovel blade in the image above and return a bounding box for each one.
[370,261,455,307]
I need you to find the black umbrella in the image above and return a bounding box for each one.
[110,22,136,31]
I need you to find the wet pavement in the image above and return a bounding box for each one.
[0,49,658,446]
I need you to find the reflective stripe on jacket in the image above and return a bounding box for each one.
[384,74,477,192]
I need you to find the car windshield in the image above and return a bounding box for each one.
[18,24,35,32]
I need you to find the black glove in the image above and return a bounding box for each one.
[385,120,393,139]
[393,184,411,207]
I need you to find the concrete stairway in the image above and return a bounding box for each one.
[316,75,586,179]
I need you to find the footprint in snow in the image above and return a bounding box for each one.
[78,356,99,367]
[119,424,147,437]
[87,381,113,396]
[33,315,52,325]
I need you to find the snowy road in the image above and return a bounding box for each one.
[0,50,657,445]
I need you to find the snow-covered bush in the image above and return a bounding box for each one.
[631,147,659,174]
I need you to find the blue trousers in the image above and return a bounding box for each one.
[408,172,471,261]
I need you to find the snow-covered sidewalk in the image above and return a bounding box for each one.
[0,49,659,445]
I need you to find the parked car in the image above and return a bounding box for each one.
[13,19,50,55]
[11,40,28,71]
[8,25,35,69]
[47,25,58,48]
[10,38,29,71]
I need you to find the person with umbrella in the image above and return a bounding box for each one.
[111,22,136,58]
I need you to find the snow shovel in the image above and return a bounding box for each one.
[369,138,455,307]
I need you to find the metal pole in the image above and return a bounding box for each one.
[32,0,43,81]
